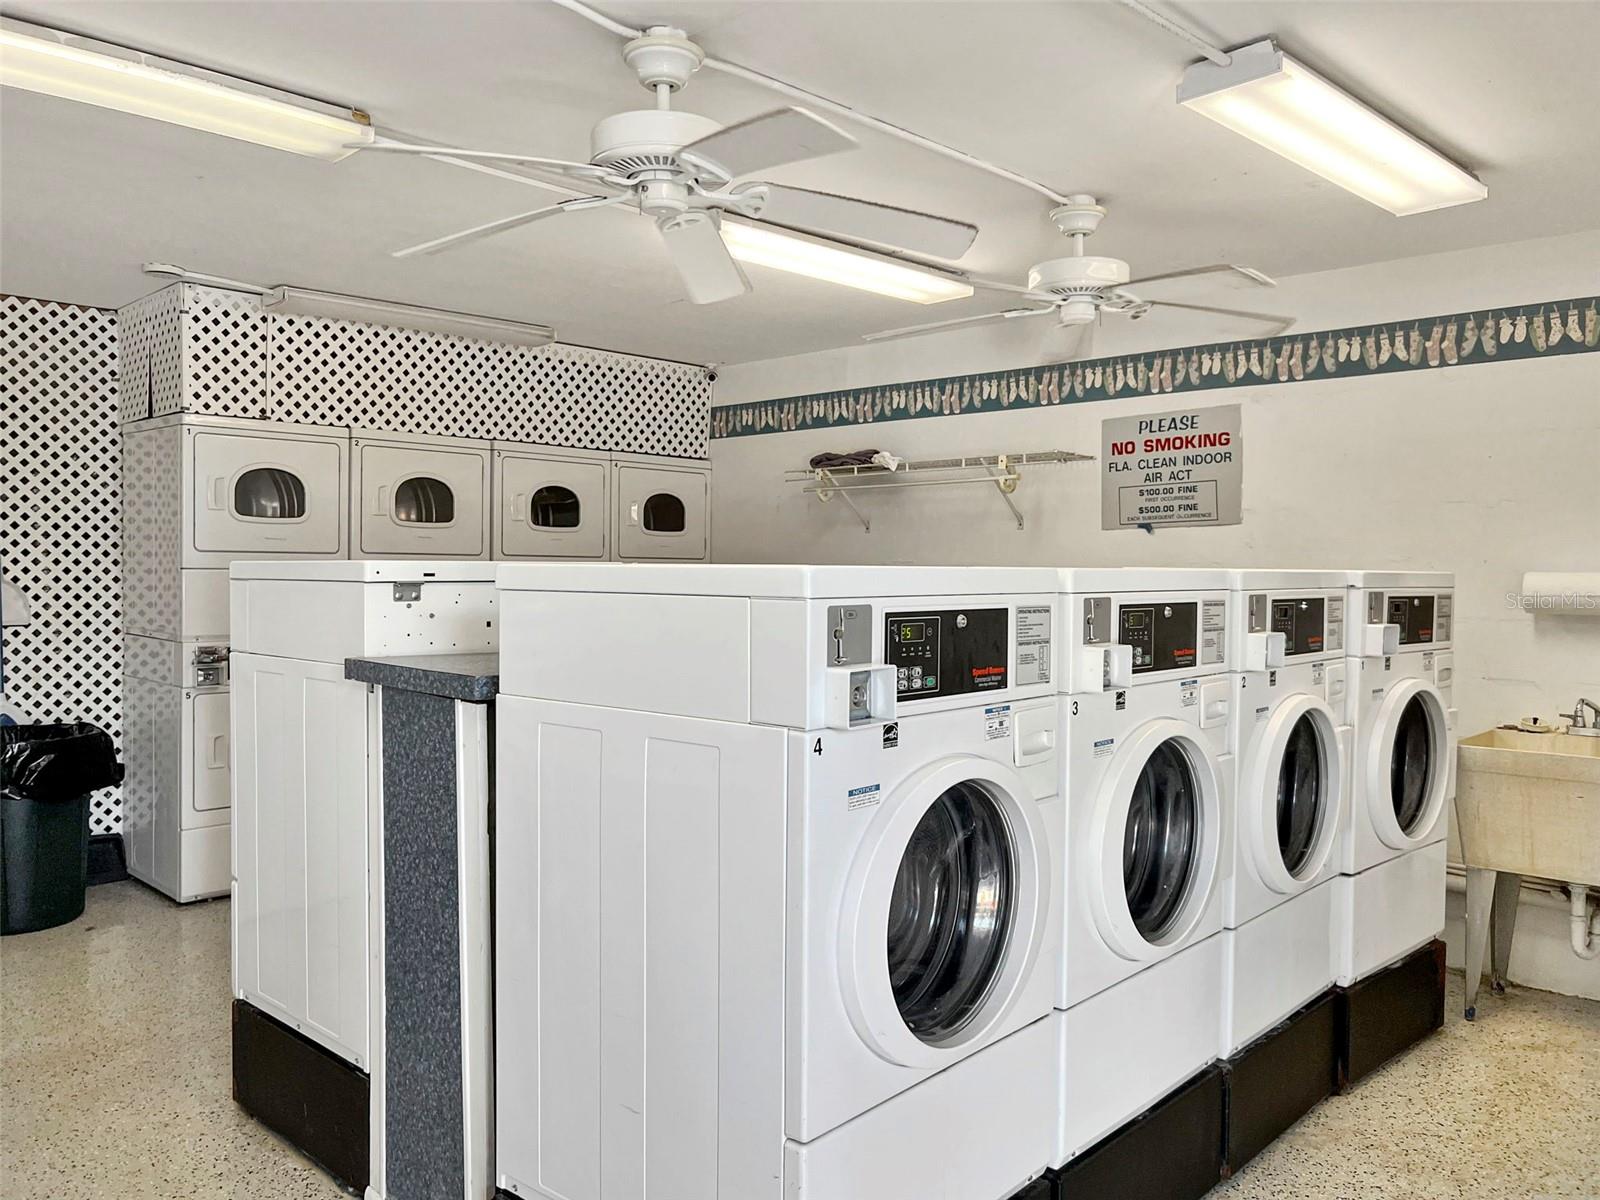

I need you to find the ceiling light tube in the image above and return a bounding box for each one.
[719,218,974,304]
[1178,40,1487,216]
[262,288,556,346]
[0,18,373,160]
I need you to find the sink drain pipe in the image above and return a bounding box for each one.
[1571,886,1600,960]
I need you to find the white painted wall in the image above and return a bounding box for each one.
[710,230,1600,1000]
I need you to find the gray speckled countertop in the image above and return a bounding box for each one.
[344,653,499,702]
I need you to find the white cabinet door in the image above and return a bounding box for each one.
[192,431,343,555]
[613,463,709,561]
[232,652,370,1068]
[356,441,489,558]
[496,452,609,560]
[187,689,231,821]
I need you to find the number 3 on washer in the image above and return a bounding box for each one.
[1071,701,1079,716]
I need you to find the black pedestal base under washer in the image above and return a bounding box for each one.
[232,999,368,1193]
[1050,1062,1225,1200]
[1222,989,1339,1176]
[1336,938,1446,1091]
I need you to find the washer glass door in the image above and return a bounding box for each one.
[1390,694,1436,834]
[1276,714,1326,875]
[1123,740,1200,941]
[886,781,1014,1043]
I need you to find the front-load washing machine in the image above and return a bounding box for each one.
[1334,571,1455,985]
[1220,570,1350,1056]
[494,564,1061,1200]
[1050,568,1232,1165]
[350,429,490,560]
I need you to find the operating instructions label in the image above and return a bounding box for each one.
[1102,404,1242,529]
[1015,605,1052,686]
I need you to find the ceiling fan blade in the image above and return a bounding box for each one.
[734,183,977,259]
[357,141,616,181]
[657,212,751,305]
[1124,264,1277,289]
[966,274,1052,300]
[1146,300,1295,335]
[678,107,857,182]
[862,307,1054,343]
[392,195,624,259]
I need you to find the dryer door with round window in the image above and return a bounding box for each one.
[356,441,488,558]
[839,758,1048,1070]
[1088,720,1223,963]
[192,431,343,555]
[497,452,608,559]
[614,463,708,561]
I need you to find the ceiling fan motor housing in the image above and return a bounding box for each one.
[590,109,720,178]
[1027,254,1132,305]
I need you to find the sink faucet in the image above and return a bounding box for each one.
[1560,697,1600,736]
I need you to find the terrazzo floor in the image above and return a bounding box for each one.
[3,880,1598,1199]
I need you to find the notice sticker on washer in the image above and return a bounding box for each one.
[1093,737,1116,759]
[985,704,1012,741]
[1255,704,1271,722]
[1180,679,1199,708]
[1201,600,1226,665]
[847,783,881,812]
[1016,605,1052,686]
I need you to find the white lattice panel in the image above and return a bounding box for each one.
[116,286,182,423]
[268,304,711,457]
[1,296,125,833]
[181,285,269,418]
[120,421,183,641]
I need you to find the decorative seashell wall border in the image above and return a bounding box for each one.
[711,295,1600,440]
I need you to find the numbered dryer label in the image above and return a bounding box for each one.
[847,784,881,812]
[984,704,1012,741]
[1015,605,1053,686]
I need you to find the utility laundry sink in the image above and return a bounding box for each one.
[1455,728,1600,1019]
[1456,729,1600,881]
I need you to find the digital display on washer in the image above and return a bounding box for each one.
[885,608,1008,699]
[1387,594,1436,645]
[1271,596,1326,656]
[1120,602,1198,673]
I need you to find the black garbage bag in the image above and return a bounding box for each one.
[2,722,125,800]
[2,722,125,935]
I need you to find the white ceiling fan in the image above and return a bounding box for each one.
[864,195,1292,355]
[356,26,978,305]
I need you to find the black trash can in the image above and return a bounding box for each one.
[1,722,124,935]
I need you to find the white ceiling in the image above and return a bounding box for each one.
[3,1,1598,364]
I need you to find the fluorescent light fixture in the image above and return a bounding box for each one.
[262,287,556,346]
[719,218,974,304]
[1178,40,1486,216]
[0,18,373,160]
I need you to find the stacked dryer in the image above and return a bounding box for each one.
[1050,569,1232,1170]
[493,564,1061,1200]
[1334,572,1456,987]
[1220,570,1350,1057]
[350,429,491,560]
[122,414,348,901]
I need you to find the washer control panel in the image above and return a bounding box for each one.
[884,607,1008,700]
[1119,600,1225,673]
[1263,594,1342,656]
[1387,593,1437,645]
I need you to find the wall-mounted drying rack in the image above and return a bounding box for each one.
[786,449,1094,532]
